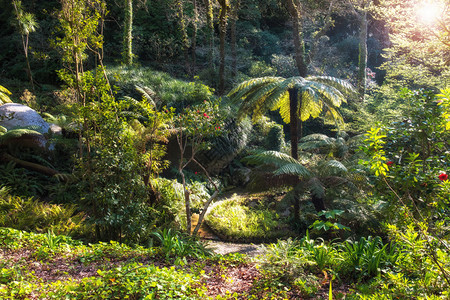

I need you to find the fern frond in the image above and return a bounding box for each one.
[300,134,334,143]
[242,150,299,167]
[307,76,356,96]
[0,129,43,144]
[275,93,291,123]
[135,85,156,107]
[228,77,282,98]
[274,163,311,178]
[318,160,348,176]
[308,177,325,199]
[0,85,13,105]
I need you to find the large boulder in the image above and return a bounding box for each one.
[0,103,50,134]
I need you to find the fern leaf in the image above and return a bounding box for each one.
[274,163,311,177]
[0,85,13,105]
[307,76,356,96]
[318,160,348,176]
[300,134,334,143]
[0,128,43,144]
[308,177,325,199]
[135,85,156,107]
[242,150,299,167]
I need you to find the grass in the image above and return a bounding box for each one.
[205,193,293,242]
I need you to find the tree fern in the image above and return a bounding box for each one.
[228,75,355,160]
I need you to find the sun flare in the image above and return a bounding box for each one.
[416,1,443,25]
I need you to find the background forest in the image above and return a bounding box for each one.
[0,0,449,299]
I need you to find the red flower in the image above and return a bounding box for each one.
[218,126,220,129]
[387,161,394,166]
[206,116,209,118]
[203,113,207,117]
[195,172,197,175]
[439,173,448,181]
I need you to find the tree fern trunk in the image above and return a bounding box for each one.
[311,194,326,212]
[289,88,299,160]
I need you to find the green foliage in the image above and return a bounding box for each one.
[0,162,48,197]
[205,196,286,242]
[46,263,208,299]
[436,88,450,130]
[0,228,207,299]
[0,85,13,105]
[108,66,214,109]
[228,75,354,125]
[151,228,212,263]
[309,209,350,234]
[0,188,88,237]
[340,236,397,280]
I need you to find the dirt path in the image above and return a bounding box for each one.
[205,240,265,257]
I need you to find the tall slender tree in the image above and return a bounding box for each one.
[204,0,214,71]
[346,0,373,100]
[230,0,240,78]
[122,0,133,65]
[218,0,230,95]
[12,0,38,92]
[191,0,199,72]
[176,0,190,72]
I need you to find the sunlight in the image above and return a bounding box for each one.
[416,1,443,25]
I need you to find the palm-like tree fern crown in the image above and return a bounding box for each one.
[228,75,355,125]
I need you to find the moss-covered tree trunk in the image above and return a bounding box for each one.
[176,0,190,72]
[218,0,229,95]
[122,0,133,65]
[286,0,307,77]
[357,10,368,100]
[191,0,199,73]
[230,0,240,78]
[204,0,214,71]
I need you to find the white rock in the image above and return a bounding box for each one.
[0,103,50,134]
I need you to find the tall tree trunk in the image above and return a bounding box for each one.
[192,0,198,73]
[218,0,229,95]
[123,0,133,65]
[204,0,214,71]
[23,34,35,93]
[176,0,190,72]
[357,10,368,100]
[289,88,299,160]
[230,0,240,78]
[286,0,307,77]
